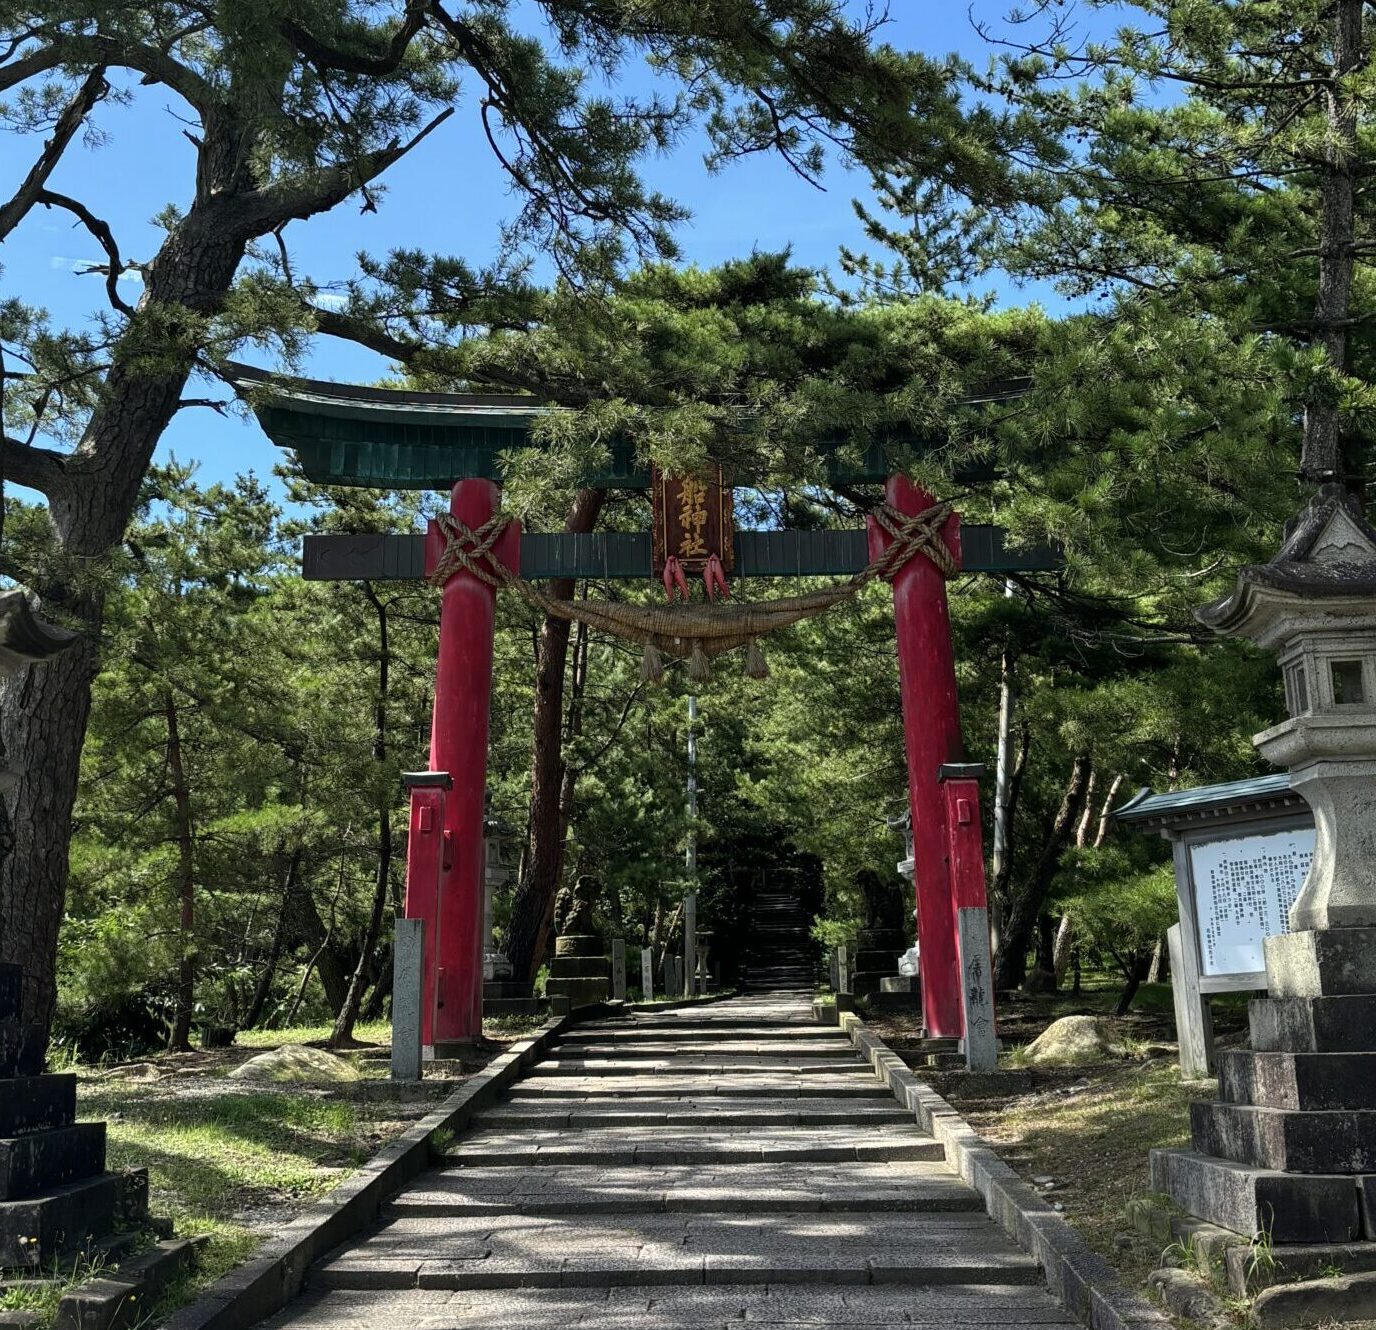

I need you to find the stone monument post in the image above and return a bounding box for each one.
[544,875,611,1009]
[1153,486,1376,1243]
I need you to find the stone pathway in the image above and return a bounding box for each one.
[262,993,1076,1328]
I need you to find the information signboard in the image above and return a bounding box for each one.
[1186,827,1314,984]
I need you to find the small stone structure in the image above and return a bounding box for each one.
[0,963,148,1268]
[1154,486,1376,1247]
[544,875,610,1009]
[851,869,918,1009]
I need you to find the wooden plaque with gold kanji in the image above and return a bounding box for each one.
[651,465,735,575]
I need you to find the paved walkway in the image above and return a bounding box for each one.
[263,993,1075,1328]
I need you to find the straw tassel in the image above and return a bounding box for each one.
[640,641,665,684]
[744,639,769,679]
[688,640,711,683]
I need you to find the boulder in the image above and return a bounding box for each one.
[1023,1015,1125,1065]
[227,1045,358,1083]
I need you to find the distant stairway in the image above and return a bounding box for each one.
[741,886,815,992]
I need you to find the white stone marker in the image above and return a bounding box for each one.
[612,938,627,1001]
[391,916,424,1082]
[641,946,654,1002]
[836,944,851,995]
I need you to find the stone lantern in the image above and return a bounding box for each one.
[1196,484,1376,934]
[1152,486,1376,1248]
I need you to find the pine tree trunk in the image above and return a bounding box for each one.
[506,489,604,986]
[0,200,249,1042]
[164,691,197,1052]
[1303,0,1363,484]
[243,847,302,1029]
[993,753,1092,991]
[1051,912,1075,987]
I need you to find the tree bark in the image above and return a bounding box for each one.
[993,752,1092,991]
[164,691,197,1052]
[243,846,302,1029]
[505,488,604,986]
[331,585,393,1047]
[1051,911,1075,987]
[1302,0,1363,484]
[0,192,251,1040]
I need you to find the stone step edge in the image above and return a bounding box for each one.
[311,1257,1043,1292]
[435,1142,948,1166]
[386,1194,985,1217]
[834,1010,1171,1330]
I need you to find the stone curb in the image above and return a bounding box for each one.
[160,1016,569,1330]
[838,1012,1171,1330]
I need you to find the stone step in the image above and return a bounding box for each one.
[0,1021,44,1079]
[547,1043,857,1059]
[439,1124,946,1167]
[0,1168,147,1267]
[475,1099,912,1127]
[390,1160,980,1217]
[313,1212,1039,1291]
[0,1074,76,1138]
[265,1282,1078,1329]
[1250,995,1376,1053]
[1219,1050,1376,1112]
[1191,1100,1376,1174]
[528,1060,875,1077]
[0,1122,106,1200]
[508,1080,892,1100]
[1150,1147,1365,1245]
[565,1025,843,1041]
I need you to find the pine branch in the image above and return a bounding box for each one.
[0,67,108,242]
[0,35,215,112]
[1,435,70,496]
[225,108,453,233]
[280,2,428,76]
[36,190,134,315]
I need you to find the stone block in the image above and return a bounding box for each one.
[1249,995,1376,1053]
[0,1171,126,1266]
[0,966,19,1022]
[0,1021,43,1078]
[1225,1238,1376,1296]
[1253,1269,1376,1330]
[1265,928,1376,998]
[553,935,603,959]
[1362,1174,1376,1238]
[1219,1050,1376,1112]
[1151,1147,1361,1244]
[546,956,610,980]
[0,1074,76,1137]
[543,976,609,1009]
[0,1122,107,1200]
[53,1236,204,1330]
[1192,1101,1376,1173]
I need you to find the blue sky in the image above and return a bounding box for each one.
[1,1,1122,499]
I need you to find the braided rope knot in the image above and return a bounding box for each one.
[865,500,959,583]
[428,511,514,588]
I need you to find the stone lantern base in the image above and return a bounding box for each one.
[0,963,151,1266]
[1152,926,1376,1244]
[544,934,610,1010]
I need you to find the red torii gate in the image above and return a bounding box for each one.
[241,370,1049,1058]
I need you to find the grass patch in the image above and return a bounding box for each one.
[233,1020,391,1049]
[74,1080,389,1317]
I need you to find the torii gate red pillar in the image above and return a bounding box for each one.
[410,478,520,1051]
[867,475,964,1039]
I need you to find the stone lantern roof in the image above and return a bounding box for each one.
[1197,484,1376,646]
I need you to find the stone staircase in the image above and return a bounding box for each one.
[742,888,816,991]
[264,992,1076,1329]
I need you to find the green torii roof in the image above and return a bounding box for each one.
[233,364,1016,490]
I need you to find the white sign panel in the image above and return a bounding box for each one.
[1188,828,1315,978]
